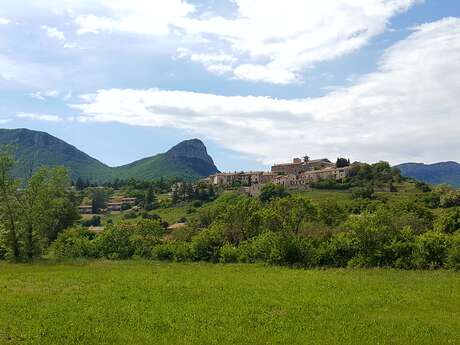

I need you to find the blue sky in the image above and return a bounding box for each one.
[0,0,459,171]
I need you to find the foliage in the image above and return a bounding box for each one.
[434,208,460,234]
[49,227,98,259]
[259,183,288,203]
[351,186,375,200]
[0,150,78,261]
[414,231,451,269]
[336,157,350,168]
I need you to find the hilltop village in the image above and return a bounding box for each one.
[207,157,353,194]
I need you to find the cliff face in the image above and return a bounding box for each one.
[165,139,220,177]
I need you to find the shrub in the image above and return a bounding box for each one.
[50,227,97,259]
[317,200,348,227]
[191,225,225,262]
[259,183,288,203]
[129,219,165,258]
[446,232,460,270]
[219,244,239,263]
[414,231,450,269]
[351,186,375,200]
[95,223,134,259]
[123,210,138,220]
[440,190,460,208]
[81,215,101,227]
[434,208,460,234]
[317,232,358,267]
[383,226,416,269]
[151,242,193,262]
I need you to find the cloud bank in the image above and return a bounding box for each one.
[74,18,460,165]
[73,0,418,84]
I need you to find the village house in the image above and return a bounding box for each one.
[208,156,351,190]
[78,205,93,214]
[208,171,277,186]
[271,157,335,175]
[107,202,123,212]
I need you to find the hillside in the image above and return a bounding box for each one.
[396,161,460,187]
[0,128,219,181]
[0,128,111,180]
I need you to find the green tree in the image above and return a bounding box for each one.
[259,183,288,203]
[336,157,350,168]
[91,189,106,214]
[144,184,156,211]
[268,196,317,234]
[0,150,77,261]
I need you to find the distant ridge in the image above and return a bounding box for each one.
[396,161,460,187]
[0,128,219,181]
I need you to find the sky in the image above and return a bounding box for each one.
[0,0,459,171]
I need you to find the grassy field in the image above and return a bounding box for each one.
[0,261,459,345]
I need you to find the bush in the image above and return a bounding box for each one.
[219,244,239,263]
[310,180,350,190]
[259,183,288,203]
[414,231,450,269]
[447,232,460,270]
[95,224,134,259]
[434,208,460,234]
[129,219,165,258]
[81,215,101,227]
[317,232,357,267]
[151,242,193,262]
[351,186,375,200]
[50,227,98,259]
[191,225,225,262]
[123,210,138,220]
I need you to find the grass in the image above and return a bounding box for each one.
[0,261,459,345]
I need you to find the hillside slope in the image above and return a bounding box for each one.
[0,128,219,181]
[0,128,111,180]
[396,161,460,187]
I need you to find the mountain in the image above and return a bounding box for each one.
[396,161,460,187]
[0,128,219,181]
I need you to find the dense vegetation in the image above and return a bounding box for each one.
[43,164,460,270]
[1,148,460,270]
[1,261,459,345]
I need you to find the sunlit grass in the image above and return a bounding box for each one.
[0,261,459,345]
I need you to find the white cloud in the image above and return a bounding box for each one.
[73,18,460,165]
[29,90,61,101]
[75,0,195,35]
[16,113,63,122]
[73,0,417,84]
[41,25,66,41]
[175,48,236,75]
[0,17,10,25]
[0,118,11,124]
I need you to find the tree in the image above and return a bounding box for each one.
[336,157,350,168]
[91,189,106,214]
[0,150,78,261]
[144,184,156,211]
[0,151,21,260]
[269,196,317,235]
[259,183,288,203]
[75,176,85,191]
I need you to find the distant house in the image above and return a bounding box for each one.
[107,202,123,212]
[122,197,136,206]
[78,205,93,214]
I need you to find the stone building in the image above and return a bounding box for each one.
[271,157,335,175]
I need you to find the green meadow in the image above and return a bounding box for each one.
[1,261,459,345]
